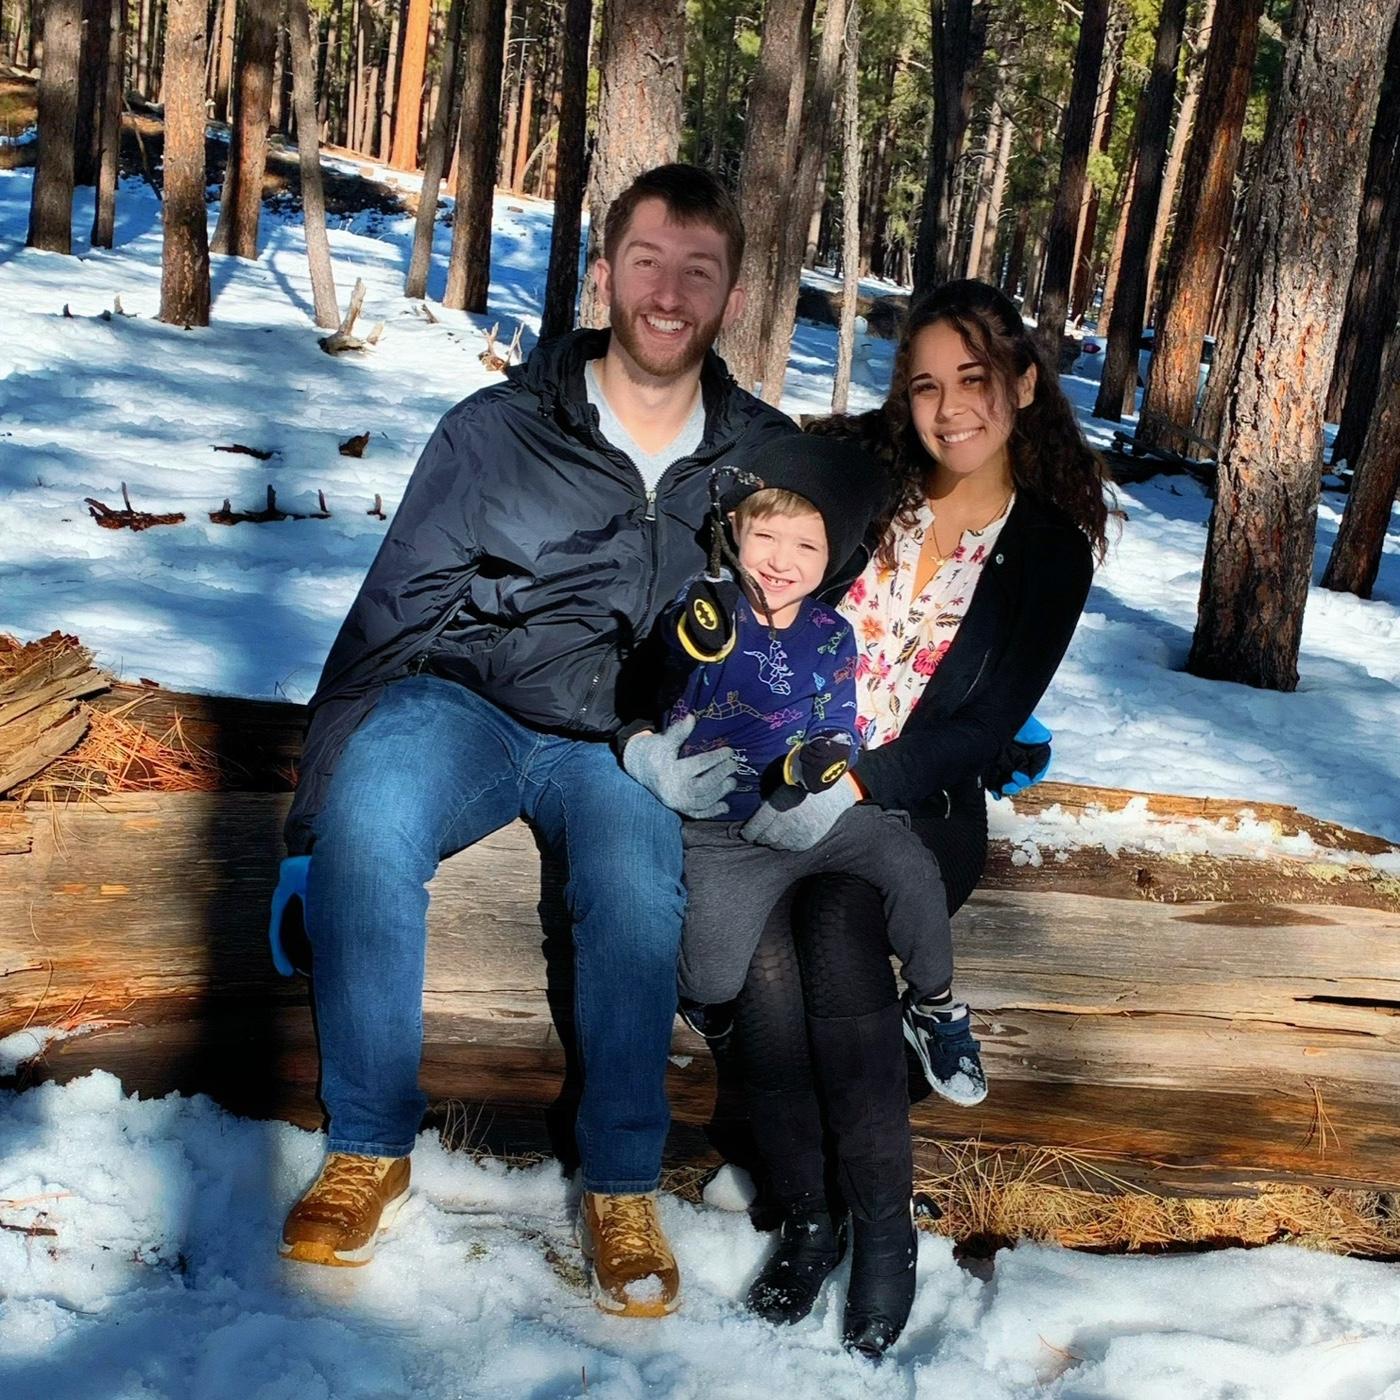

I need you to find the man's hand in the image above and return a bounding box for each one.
[985,715,1053,799]
[623,713,739,819]
[741,774,859,852]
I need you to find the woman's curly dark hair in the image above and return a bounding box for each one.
[809,279,1110,565]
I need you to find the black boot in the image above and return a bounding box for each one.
[745,1206,849,1325]
[804,1004,917,1361]
[842,1208,917,1361]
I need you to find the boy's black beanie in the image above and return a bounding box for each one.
[722,433,892,584]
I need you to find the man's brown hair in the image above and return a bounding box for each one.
[602,164,746,287]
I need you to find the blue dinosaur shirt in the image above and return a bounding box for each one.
[664,593,861,820]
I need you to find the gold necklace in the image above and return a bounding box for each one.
[924,491,1013,575]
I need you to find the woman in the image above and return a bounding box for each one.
[733,278,1109,1359]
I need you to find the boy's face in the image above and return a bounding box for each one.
[733,506,829,625]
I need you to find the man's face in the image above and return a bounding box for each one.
[593,198,746,380]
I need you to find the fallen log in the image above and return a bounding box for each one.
[2,791,1396,1194]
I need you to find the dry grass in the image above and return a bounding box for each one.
[912,1138,1400,1258]
[15,700,221,803]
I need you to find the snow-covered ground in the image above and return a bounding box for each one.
[3,1073,1399,1400]
[4,160,1400,1399]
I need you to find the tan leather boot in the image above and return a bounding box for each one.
[577,1191,681,1317]
[280,1152,411,1267]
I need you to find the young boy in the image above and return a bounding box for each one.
[653,435,986,1106]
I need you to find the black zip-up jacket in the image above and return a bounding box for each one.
[284,328,797,853]
[820,486,1093,819]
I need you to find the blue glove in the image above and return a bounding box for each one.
[268,855,312,976]
[741,778,857,852]
[987,715,1053,800]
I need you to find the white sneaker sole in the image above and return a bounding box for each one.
[280,1185,410,1268]
[903,1018,988,1107]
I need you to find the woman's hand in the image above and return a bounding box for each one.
[740,773,861,851]
[622,714,739,819]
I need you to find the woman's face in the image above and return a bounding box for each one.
[906,319,1035,485]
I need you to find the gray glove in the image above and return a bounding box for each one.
[622,713,739,819]
[740,778,858,852]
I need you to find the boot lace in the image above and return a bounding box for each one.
[312,1155,391,1217]
[595,1194,664,1267]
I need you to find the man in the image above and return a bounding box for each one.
[278,164,796,1316]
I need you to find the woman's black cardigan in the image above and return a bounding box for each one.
[821,488,1094,821]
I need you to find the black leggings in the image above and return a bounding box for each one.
[731,795,988,1211]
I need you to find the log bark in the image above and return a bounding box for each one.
[26,0,80,253]
[211,0,278,259]
[576,0,684,329]
[1137,0,1262,456]
[1187,0,1400,691]
[3,790,1397,1193]
[1321,333,1400,598]
[1093,0,1188,420]
[288,0,340,327]
[157,0,211,327]
[442,0,507,314]
[719,0,812,390]
[404,0,464,301]
[538,0,589,339]
[1034,0,1108,364]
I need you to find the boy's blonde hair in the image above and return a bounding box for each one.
[732,487,823,530]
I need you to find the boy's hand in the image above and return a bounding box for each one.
[676,572,742,662]
[741,774,858,852]
[781,730,855,793]
[623,713,739,819]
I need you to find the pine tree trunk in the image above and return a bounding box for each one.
[1071,17,1124,320]
[73,0,107,186]
[1325,15,1400,465]
[498,0,522,188]
[158,0,210,326]
[211,0,234,118]
[442,0,507,313]
[539,0,589,338]
[389,0,425,166]
[404,0,463,299]
[511,61,534,191]
[89,0,122,248]
[913,0,986,293]
[1188,0,1400,691]
[963,105,997,279]
[288,0,338,326]
[1138,0,1261,455]
[26,0,81,253]
[1322,332,1400,597]
[832,1,860,416]
[1004,118,1041,300]
[576,0,684,329]
[211,0,277,259]
[706,12,734,175]
[722,0,813,391]
[758,0,849,405]
[379,0,404,163]
[1093,0,1188,421]
[1095,138,1137,332]
[1033,0,1108,364]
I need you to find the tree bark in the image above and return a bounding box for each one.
[913,0,985,293]
[1326,15,1400,466]
[721,0,814,391]
[706,11,735,175]
[26,0,81,254]
[158,0,211,327]
[576,0,684,329]
[832,1,860,415]
[1093,0,1188,421]
[1033,0,1109,364]
[1138,0,1262,455]
[211,0,277,259]
[442,0,507,313]
[287,0,338,327]
[387,0,429,167]
[974,101,1012,282]
[89,0,122,248]
[404,0,464,300]
[758,0,850,405]
[1071,15,1124,321]
[539,0,590,339]
[73,0,107,186]
[498,0,523,188]
[1322,334,1400,597]
[1188,0,1400,691]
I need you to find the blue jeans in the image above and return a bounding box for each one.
[306,675,685,1193]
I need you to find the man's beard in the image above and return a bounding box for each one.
[610,303,726,379]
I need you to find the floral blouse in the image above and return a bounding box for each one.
[838,495,1014,750]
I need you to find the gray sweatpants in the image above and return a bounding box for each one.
[678,804,952,1005]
